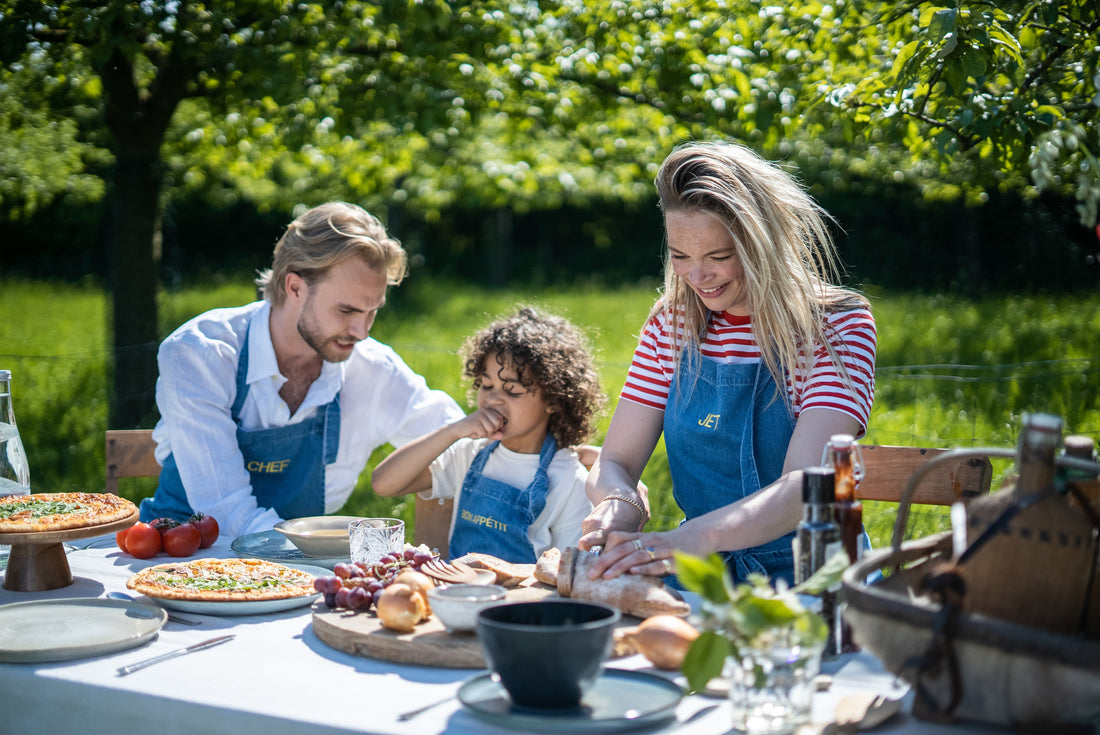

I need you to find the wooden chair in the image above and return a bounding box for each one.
[104,429,161,494]
[855,444,993,505]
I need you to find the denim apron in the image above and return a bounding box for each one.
[448,435,557,564]
[140,325,340,523]
[664,350,797,585]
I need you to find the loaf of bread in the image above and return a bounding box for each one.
[538,546,691,619]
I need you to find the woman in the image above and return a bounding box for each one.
[580,141,876,585]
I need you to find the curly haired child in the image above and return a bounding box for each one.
[371,307,606,563]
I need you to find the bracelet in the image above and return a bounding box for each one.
[599,492,649,531]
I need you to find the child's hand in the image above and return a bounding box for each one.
[455,407,506,441]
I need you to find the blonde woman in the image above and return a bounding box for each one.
[581,142,876,585]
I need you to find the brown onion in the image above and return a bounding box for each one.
[393,569,435,616]
[376,583,427,633]
[624,614,699,671]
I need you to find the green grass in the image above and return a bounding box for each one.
[3,276,1098,547]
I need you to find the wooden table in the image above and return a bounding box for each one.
[0,538,1017,735]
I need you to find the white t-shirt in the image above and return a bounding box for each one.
[422,437,593,558]
[152,300,464,538]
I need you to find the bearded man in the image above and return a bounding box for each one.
[140,202,462,538]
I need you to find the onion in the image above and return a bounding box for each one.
[393,569,435,616]
[624,614,699,671]
[376,583,427,633]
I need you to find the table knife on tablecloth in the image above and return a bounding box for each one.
[116,634,235,676]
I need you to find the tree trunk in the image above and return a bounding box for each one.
[98,50,183,428]
[107,143,162,428]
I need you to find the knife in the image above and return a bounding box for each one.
[116,634,235,676]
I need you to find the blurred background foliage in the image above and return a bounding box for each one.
[0,0,1098,430]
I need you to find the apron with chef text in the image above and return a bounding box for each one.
[664,351,796,585]
[141,325,339,523]
[448,435,556,564]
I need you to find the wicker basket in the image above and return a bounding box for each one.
[842,445,1100,729]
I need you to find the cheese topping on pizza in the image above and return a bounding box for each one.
[0,492,137,533]
[127,558,318,602]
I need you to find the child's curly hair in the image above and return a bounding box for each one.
[461,307,606,448]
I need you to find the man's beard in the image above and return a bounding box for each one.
[297,304,356,363]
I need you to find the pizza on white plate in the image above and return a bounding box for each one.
[0,492,137,533]
[127,558,318,602]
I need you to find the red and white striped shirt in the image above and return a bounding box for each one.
[621,308,877,430]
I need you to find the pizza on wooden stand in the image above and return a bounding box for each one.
[0,492,137,534]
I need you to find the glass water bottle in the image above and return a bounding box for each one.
[0,369,31,496]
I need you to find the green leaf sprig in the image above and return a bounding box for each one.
[674,551,844,693]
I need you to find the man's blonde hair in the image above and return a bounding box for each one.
[256,202,407,306]
[653,141,868,401]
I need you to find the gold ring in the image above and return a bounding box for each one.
[662,559,673,574]
[645,546,657,561]
[632,539,644,551]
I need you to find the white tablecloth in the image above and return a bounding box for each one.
[0,537,1012,735]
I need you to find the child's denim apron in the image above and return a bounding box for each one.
[448,434,556,563]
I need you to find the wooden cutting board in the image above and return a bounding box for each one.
[311,587,641,669]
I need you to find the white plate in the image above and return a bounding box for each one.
[458,668,683,733]
[231,529,349,569]
[139,563,329,617]
[0,597,166,663]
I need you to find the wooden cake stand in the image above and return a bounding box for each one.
[0,511,138,592]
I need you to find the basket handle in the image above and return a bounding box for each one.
[890,447,1014,551]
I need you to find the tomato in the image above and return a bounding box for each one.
[162,522,202,557]
[126,522,163,559]
[115,527,131,553]
[149,516,177,532]
[189,513,220,548]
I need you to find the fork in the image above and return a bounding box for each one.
[421,558,480,584]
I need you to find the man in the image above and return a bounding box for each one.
[139,202,464,538]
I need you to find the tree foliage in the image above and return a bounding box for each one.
[0,0,1096,424]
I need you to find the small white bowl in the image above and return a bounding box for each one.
[426,584,508,633]
[274,515,360,558]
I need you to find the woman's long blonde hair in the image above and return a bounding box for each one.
[653,141,868,402]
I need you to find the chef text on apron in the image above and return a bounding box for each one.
[448,434,557,563]
[664,350,796,585]
[140,324,340,523]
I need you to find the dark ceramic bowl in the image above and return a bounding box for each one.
[475,599,621,710]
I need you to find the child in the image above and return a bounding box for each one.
[371,307,606,563]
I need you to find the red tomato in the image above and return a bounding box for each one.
[126,522,163,559]
[162,522,202,557]
[115,527,131,553]
[189,513,220,548]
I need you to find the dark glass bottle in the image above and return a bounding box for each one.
[823,434,863,653]
[794,466,842,657]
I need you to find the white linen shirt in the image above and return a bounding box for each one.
[151,300,464,539]
[422,437,593,558]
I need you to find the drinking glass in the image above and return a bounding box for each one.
[729,639,824,734]
[349,518,405,566]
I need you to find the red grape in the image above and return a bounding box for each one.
[346,586,371,610]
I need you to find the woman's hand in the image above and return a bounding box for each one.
[578,497,644,551]
[584,525,710,580]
